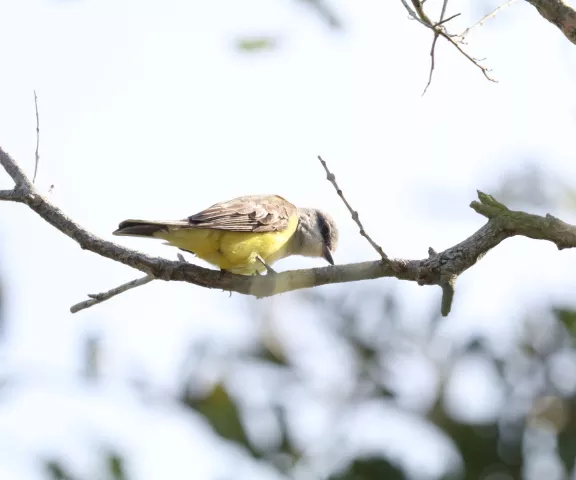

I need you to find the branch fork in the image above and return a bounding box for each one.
[3,144,576,316]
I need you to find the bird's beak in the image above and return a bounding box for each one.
[323,244,334,265]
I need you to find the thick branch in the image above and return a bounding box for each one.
[0,151,32,192]
[2,147,576,315]
[524,0,576,44]
[471,191,576,249]
[0,189,24,201]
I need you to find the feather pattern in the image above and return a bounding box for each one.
[184,195,297,232]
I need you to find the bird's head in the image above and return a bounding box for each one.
[295,208,339,265]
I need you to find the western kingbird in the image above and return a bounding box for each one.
[113,194,338,275]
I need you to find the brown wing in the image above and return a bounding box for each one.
[185,195,297,232]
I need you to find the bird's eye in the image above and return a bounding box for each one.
[316,215,333,248]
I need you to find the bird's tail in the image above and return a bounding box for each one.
[113,219,176,237]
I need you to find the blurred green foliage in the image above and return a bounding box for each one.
[234,0,342,53]
[45,451,127,480]
[297,0,342,29]
[171,293,576,480]
[5,1,576,480]
[182,382,254,454]
[236,37,278,53]
[556,308,576,338]
[33,283,576,479]
[330,457,405,480]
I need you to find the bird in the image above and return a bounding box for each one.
[113,194,338,275]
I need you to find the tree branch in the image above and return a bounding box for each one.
[33,90,40,183]
[458,0,519,40]
[400,0,497,92]
[2,146,576,316]
[0,189,25,201]
[524,0,576,44]
[401,0,576,90]
[471,191,576,248]
[70,275,155,313]
[423,0,450,95]
[317,155,398,271]
[0,149,32,192]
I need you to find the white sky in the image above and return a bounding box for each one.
[1,0,576,478]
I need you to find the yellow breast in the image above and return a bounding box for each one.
[153,215,299,274]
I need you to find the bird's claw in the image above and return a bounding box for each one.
[256,255,277,275]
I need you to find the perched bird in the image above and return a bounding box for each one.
[113,194,338,275]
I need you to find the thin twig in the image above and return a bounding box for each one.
[423,34,439,95]
[3,145,576,316]
[459,0,519,39]
[435,12,460,27]
[410,0,432,23]
[423,0,449,95]
[401,0,497,89]
[33,90,40,183]
[70,275,155,313]
[400,0,431,27]
[422,0,454,96]
[439,0,449,22]
[444,35,496,81]
[317,155,397,269]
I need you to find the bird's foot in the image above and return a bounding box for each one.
[219,268,230,280]
[256,255,277,275]
[216,269,233,297]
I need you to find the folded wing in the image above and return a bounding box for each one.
[186,194,297,232]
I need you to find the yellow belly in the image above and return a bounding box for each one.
[153,216,299,275]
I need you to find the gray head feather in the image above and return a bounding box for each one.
[292,208,339,264]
